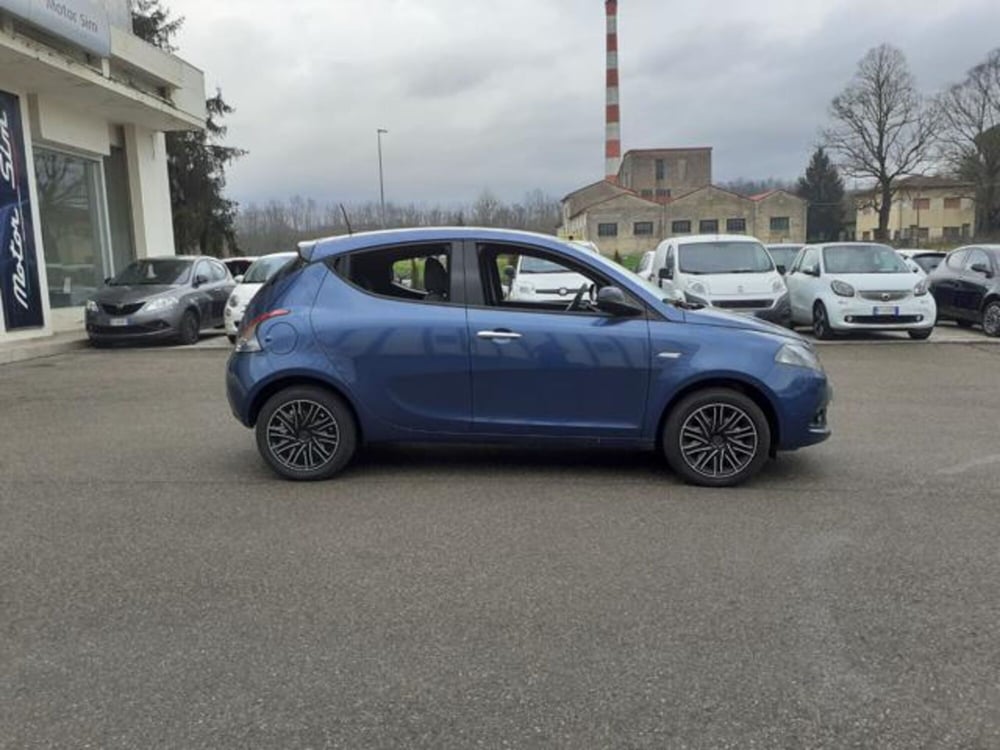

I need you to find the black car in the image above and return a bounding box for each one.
[928,245,1000,337]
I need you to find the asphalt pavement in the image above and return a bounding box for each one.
[1,343,999,748]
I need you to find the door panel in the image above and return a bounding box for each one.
[467,308,650,437]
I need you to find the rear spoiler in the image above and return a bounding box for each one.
[297,241,317,263]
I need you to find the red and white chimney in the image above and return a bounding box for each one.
[605,0,622,184]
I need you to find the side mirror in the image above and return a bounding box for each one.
[970,262,993,278]
[776,265,786,275]
[234,274,244,283]
[658,267,673,281]
[503,265,516,281]
[193,274,209,288]
[596,286,643,317]
[803,265,820,277]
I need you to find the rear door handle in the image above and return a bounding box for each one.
[477,330,522,341]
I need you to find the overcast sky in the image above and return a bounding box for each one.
[163,0,1000,207]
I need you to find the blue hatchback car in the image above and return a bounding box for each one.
[226,228,830,487]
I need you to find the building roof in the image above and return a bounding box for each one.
[561,179,659,219]
[896,175,975,190]
[621,147,713,157]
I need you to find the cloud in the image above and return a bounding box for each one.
[164,0,1000,205]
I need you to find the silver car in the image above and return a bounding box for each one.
[85,256,234,346]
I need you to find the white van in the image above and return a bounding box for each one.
[652,234,790,326]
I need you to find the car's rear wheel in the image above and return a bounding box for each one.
[256,386,357,481]
[983,301,1000,337]
[812,302,835,340]
[663,388,771,487]
[177,309,200,345]
[908,328,933,340]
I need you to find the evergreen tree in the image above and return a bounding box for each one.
[796,147,845,241]
[131,1,245,255]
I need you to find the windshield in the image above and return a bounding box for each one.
[823,244,908,274]
[243,255,294,283]
[519,256,571,274]
[767,247,801,268]
[111,259,192,286]
[679,241,774,274]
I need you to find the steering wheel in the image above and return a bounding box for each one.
[566,283,592,312]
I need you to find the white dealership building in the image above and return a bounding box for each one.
[0,0,204,344]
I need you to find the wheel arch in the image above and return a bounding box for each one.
[247,374,363,443]
[655,377,780,455]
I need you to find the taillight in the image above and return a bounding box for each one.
[233,309,289,352]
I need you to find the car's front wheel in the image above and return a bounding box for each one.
[177,309,200,345]
[663,388,771,487]
[908,328,933,340]
[812,302,835,340]
[983,301,1000,337]
[255,386,358,481]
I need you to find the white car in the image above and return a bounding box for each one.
[785,242,936,340]
[651,234,790,326]
[506,241,600,302]
[635,250,655,282]
[224,252,297,342]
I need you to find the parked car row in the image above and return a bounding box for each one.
[85,253,296,346]
[636,237,999,340]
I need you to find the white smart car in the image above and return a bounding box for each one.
[224,252,297,342]
[785,242,936,340]
[506,240,600,302]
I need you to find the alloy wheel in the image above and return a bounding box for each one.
[265,399,341,472]
[679,403,759,480]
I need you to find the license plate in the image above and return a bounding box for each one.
[109,317,130,327]
[872,306,899,316]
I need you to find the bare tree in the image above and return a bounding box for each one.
[823,44,938,240]
[938,49,1000,235]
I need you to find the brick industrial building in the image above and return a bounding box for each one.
[560,148,808,256]
[559,1,807,256]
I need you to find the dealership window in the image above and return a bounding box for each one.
[912,198,930,210]
[633,221,654,236]
[699,219,718,234]
[770,216,790,232]
[672,220,691,234]
[33,148,112,309]
[103,146,136,277]
[597,222,618,237]
[943,197,961,210]
[726,218,746,233]
[655,159,666,180]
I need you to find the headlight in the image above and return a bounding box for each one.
[771,277,785,293]
[688,281,709,296]
[85,300,99,313]
[145,296,178,312]
[830,280,855,297]
[914,279,929,296]
[775,343,823,372]
[228,295,240,308]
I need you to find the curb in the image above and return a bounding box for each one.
[0,335,90,366]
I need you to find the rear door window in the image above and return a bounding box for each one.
[333,243,456,305]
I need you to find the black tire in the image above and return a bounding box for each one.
[812,302,835,340]
[983,301,1000,338]
[662,388,771,488]
[255,385,358,481]
[177,309,200,345]
[908,328,933,340]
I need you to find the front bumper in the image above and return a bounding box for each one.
[85,307,183,342]
[777,373,832,451]
[826,294,936,331]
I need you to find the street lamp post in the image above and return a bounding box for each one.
[377,128,388,228]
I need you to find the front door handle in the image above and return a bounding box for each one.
[477,330,522,341]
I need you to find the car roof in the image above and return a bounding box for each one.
[143,255,198,262]
[253,251,297,260]
[672,234,763,246]
[303,227,588,261]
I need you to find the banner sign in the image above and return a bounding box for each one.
[0,90,45,331]
[0,0,111,58]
